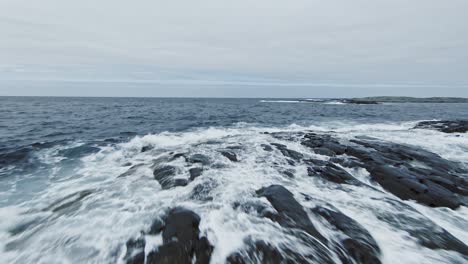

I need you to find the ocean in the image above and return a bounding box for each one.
[1,96,467,263]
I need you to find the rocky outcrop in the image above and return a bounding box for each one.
[346,139,467,209]
[153,165,188,189]
[256,185,326,243]
[312,206,382,264]
[219,150,238,162]
[414,120,468,133]
[299,132,468,209]
[147,208,213,264]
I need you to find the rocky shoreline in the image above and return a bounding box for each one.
[119,120,468,264]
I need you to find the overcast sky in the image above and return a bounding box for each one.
[0,0,467,97]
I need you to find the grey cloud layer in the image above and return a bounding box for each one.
[0,0,467,97]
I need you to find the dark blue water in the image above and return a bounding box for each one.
[1,96,468,263]
[2,96,468,146]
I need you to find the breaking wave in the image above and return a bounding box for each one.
[0,121,467,263]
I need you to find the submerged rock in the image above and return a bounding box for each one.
[307,163,361,185]
[271,143,304,161]
[220,150,238,162]
[189,167,204,180]
[124,237,146,264]
[414,120,468,133]
[261,144,273,152]
[187,154,211,165]
[375,198,468,256]
[312,206,382,264]
[153,166,188,189]
[141,145,153,153]
[147,208,213,264]
[256,185,326,243]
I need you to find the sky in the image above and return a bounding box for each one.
[0,0,467,98]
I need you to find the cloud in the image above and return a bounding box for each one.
[0,0,467,96]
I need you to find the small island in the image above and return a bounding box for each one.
[347,96,468,104]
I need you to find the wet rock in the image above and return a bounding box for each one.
[124,237,145,264]
[304,158,329,167]
[187,154,211,165]
[191,181,216,201]
[312,206,382,264]
[345,139,468,209]
[226,240,284,264]
[226,238,333,264]
[301,133,348,155]
[141,145,153,153]
[256,185,326,243]
[172,153,186,159]
[280,169,295,178]
[271,143,304,161]
[220,150,238,162]
[307,163,361,185]
[189,167,204,180]
[370,165,462,209]
[376,198,468,256]
[313,147,336,157]
[329,156,364,168]
[153,166,187,189]
[149,218,165,235]
[414,120,468,133]
[261,144,273,151]
[147,208,213,264]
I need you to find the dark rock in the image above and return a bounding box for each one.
[191,181,216,201]
[261,144,273,151]
[345,139,468,209]
[304,158,329,167]
[313,147,336,157]
[149,218,165,235]
[172,153,187,160]
[312,206,382,264]
[189,168,204,181]
[376,198,468,256]
[147,208,213,264]
[271,143,304,161]
[226,240,284,264]
[329,157,364,168]
[256,185,326,243]
[153,166,187,189]
[280,169,295,178]
[147,241,189,264]
[301,133,348,155]
[220,150,238,162]
[141,145,153,153]
[307,163,361,185]
[124,237,145,264]
[187,154,211,165]
[414,120,468,133]
[370,165,462,209]
[226,238,333,264]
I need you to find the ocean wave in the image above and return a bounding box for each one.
[1,121,467,263]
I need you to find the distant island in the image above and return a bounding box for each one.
[346,96,468,104]
[297,96,468,104]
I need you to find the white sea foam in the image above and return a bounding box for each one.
[259,100,302,103]
[1,121,467,263]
